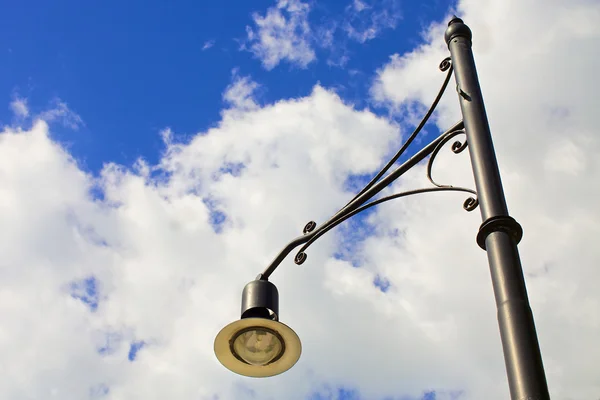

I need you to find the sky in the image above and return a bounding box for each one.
[0,0,599,399]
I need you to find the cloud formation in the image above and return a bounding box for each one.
[244,0,401,69]
[38,98,84,130]
[222,70,260,111]
[1,0,599,399]
[9,97,29,118]
[343,0,401,44]
[244,0,315,70]
[202,40,215,51]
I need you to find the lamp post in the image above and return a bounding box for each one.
[215,17,551,400]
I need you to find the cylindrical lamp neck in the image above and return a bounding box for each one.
[241,279,279,321]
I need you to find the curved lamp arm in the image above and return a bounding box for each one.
[258,58,477,280]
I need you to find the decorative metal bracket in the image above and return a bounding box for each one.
[259,56,478,279]
[426,129,478,212]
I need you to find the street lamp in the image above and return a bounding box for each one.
[214,17,551,400]
[214,279,301,377]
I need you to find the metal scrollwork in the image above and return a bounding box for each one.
[463,197,479,212]
[427,130,465,188]
[426,129,478,211]
[451,139,468,154]
[303,221,316,234]
[295,252,307,265]
[439,56,452,72]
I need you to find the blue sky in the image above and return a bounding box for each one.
[0,0,452,171]
[1,0,599,399]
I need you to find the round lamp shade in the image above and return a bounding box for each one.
[214,317,301,377]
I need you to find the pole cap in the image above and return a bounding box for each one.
[444,16,472,45]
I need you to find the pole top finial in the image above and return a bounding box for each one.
[444,16,472,45]
[448,15,463,25]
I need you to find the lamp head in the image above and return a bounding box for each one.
[214,279,301,377]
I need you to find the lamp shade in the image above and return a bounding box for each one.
[214,317,301,377]
[214,279,301,377]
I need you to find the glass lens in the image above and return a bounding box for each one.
[232,328,283,366]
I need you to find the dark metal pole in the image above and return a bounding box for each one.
[445,17,550,399]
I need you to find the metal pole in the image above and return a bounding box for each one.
[445,17,550,399]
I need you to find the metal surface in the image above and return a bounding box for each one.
[241,280,279,321]
[446,17,550,400]
[486,232,548,399]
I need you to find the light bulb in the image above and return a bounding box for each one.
[232,328,283,366]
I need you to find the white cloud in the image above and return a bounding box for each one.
[343,0,401,43]
[202,40,215,51]
[9,97,29,118]
[242,0,400,70]
[1,0,599,399]
[315,23,337,49]
[37,98,84,130]
[245,0,315,70]
[352,0,369,13]
[317,0,401,67]
[326,54,350,68]
[222,70,260,112]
